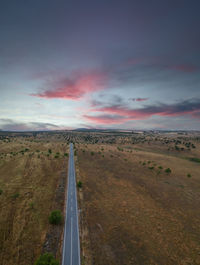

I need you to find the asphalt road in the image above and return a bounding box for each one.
[62,143,81,265]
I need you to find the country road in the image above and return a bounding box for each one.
[62,143,81,265]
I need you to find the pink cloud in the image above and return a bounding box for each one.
[31,72,106,100]
[83,114,129,124]
[131,97,149,102]
[84,99,200,124]
[170,64,199,73]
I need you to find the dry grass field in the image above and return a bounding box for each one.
[1,130,200,265]
[0,133,69,265]
[76,132,200,265]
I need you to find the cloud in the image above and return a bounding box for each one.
[84,99,200,124]
[0,119,65,131]
[83,114,129,124]
[170,64,199,73]
[31,71,107,100]
[131,97,149,102]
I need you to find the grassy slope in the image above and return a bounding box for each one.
[77,143,200,265]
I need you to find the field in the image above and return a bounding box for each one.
[0,132,69,265]
[0,130,200,265]
[75,131,200,265]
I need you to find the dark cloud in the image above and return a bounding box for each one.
[85,99,200,124]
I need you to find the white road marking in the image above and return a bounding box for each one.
[71,217,73,265]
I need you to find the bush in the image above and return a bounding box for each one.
[64,153,68,157]
[12,192,20,199]
[158,166,163,169]
[189,157,200,163]
[148,166,154,170]
[77,181,82,188]
[0,189,3,195]
[165,168,171,173]
[34,253,59,265]
[91,152,94,156]
[187,173,192,178]
[49,210,62,225]
[29,202,34,209]
[48,149,52,154]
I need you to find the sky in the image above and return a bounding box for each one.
[0,0,200,131]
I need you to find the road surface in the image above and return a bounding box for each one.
[62,143,81,265]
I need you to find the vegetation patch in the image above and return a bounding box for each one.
[34,253,59,265]
[188,157,200,163]
[165,168,172,173]
[49,210,62,225]
[77,181,82,188]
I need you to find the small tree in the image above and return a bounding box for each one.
[49,210,62,225]
[165,168,171,173]
[34,253,59,265]
[0,189,3,195]
[77,181,82,188]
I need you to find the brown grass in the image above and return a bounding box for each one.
[0,137,68,265]
[77,142,200,265]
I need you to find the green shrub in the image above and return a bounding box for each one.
[0,189,3,195]
[165,168,171,173]
[91,152,94,156]
[48,149,52,154]
[12,192,20,199]
[187,173,192,178]
[64,153,68,157]
[189,157,200,163]
[158,166,163,169]
[77,181,82,188]
[29,202,34,209]
[34,253,59,265]
[148,166,154,170]
[49,210,62,225]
